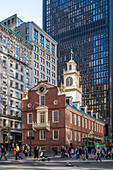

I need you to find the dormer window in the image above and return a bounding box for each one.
[66,77,73,86]
[69,64,72,70]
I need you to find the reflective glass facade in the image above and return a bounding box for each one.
[43,0,113,138]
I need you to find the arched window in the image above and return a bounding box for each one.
[66,77,73,86]
[69,64,72,70]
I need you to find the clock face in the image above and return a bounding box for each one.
[38,84,46,94]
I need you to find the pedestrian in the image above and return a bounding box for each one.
[111,147,113,159]
[15,144,20,160]
[27,144,30,157]
[101,147,105,158]
[0,145,7,160]
[96,147,102,162]
[65,146,68,158]
[34,146,39,160]
[91,148,95,159]
[61,146,65,158]
[76,147,80,159]
[71,147,75,158]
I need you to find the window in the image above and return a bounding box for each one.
[15,92,19,98]
[10,100,13,106]
[8,20,10,25]
[26,28,29,34]
[10,80,13,87]
[85,119,87,129]
[78,132,81,141]
[10,110,13,116]
[69,112,72,124]
[10,61,13,67]
[70,130,72,140]
[3,36,6,43]
[53,111,59,122]
[69,64,72,70]
[92,122,93,130]
[74,131,76,141]
[26,36,29,41]
[12,18,14,23]
[15,102,19,108]
[28,131,33,137]
[40,112,45,123]
[15,82,19,89]
[3,119,6,126]
[10,121,13,128]
[34,29,38,43]
[10,90,13,97]
[40,34,44,48]
[15,122,19,128]
[16,73,19,79]
[10,70,13,77]
[10,41,13,48]
[40,96,45,106]
[66,77,73,86]
[82,117,84,128]
[46,39,50,52]
[3,46,6,52]
[15,111,19,117]
[51,44,55,56]
[27,113,32,124]
[40,130,46,140]
[15,63,18,69]
[74,114,76,125]
[89,120,90,129]
[53,130,59,140]
[78,116,80,126]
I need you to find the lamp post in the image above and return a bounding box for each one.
[27,136,34,156]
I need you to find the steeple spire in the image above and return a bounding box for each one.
[71,49,73,60]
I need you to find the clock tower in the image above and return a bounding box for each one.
[63,50,82,105]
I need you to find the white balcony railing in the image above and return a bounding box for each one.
[32,121,50,131]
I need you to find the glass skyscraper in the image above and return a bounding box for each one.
[43,0,113,138]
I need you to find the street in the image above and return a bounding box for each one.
[0,157,113,170]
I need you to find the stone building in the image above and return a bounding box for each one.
[21,58,104,152]
[0,22,33,147]
[2,14,58,87]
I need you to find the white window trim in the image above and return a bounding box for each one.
[39,95,45,106]
[52,110,59,123]
[70,130,72,140]
[74,131,76,141]
[78,132,81,141]
[27,113,32,124]
[39,130,46,140]
[53,130,59,140]
[74,114,76,125]
[78,116,80,126]
[28,131,33,137]
[69,112,72,124]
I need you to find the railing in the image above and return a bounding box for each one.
[32,121,50,131]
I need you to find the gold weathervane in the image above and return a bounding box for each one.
[71,49,73,60]
[59,84,65,93]
[22,90,27,99]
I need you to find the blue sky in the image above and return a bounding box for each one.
[0,0,42,28]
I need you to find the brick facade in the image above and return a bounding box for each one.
[22,81,104,152]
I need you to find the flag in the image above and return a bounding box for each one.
[32,102,38,111]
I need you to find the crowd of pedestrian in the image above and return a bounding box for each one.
[60,144,113,162]
[0,143,113,162]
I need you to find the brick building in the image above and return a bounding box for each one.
[22,57,104,152]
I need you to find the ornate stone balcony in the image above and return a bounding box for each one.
[32,121,50,131]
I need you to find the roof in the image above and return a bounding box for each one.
[66,103,104,124]
[0,22,33,47]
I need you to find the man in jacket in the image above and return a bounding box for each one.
[0,145,7,160]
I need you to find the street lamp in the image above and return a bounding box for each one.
[27,136,34,156]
